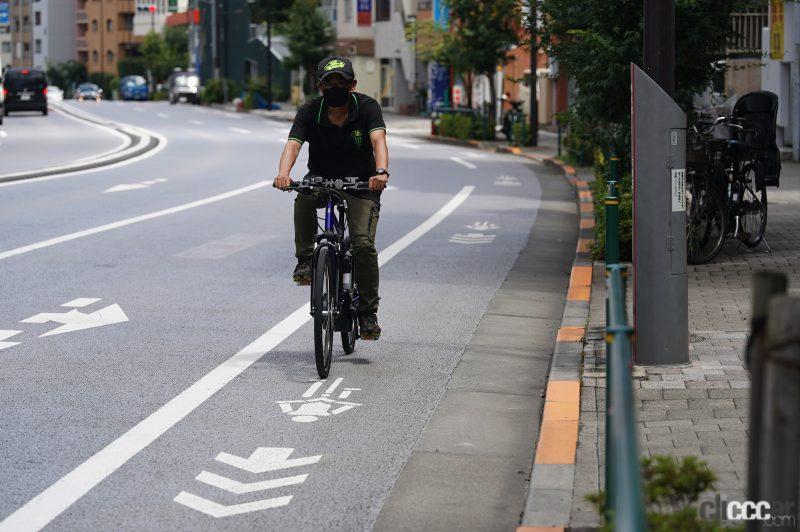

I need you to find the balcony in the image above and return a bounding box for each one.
[76,10,87,23]
[76,38,87,50]
[119,0,135,13]
[118,30,133,44]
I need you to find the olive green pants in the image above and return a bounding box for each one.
[294,192,380,314]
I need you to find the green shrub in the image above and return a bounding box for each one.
[245,77,289,106]
[591,156,632,262]
[199,78,242,104]
[588,455,735,531]
[439,113,474,140]
[151,89,169,101]
[510,121,530,147]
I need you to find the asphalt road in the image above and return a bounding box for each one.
[0,100,563,530]
[0,103,126,175]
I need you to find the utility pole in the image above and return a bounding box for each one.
[266,0,272,109]
[528,0,538,146]
[211,0,219,79]
[643,0,675,96]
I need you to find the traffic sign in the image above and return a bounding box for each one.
[0,3,9,27]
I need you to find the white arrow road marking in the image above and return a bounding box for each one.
[21,304,129,337]
[157,112,170,119]
[173,492,293,518]
[0,181,270,261]
[61,298,101,308]
[104,183,148,193]
[494,175,521,186]
[449,233,496,244]
[0,186,474,532]
[450,156,477,169]
[216,447,321,474]
[465,221,499,231]
[188,119,204,126]
[0,330,22,351]
[228,127,251,134]
[195,471,308,495]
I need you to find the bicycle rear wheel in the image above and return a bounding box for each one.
[313,246,334,378]
[738,168,767,248]
[687,179,727,264]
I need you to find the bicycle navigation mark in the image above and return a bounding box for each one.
[0,331,22,351]
[21,298,129,337]
[174,447,322,518]
[276,377,362,423]
[104,178,167,193]
[449,233,496,244]
[494,175,521,187]
[465,221,499,231]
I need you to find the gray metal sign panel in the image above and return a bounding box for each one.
[631,63,689,365]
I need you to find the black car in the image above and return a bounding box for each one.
[3,68,48,116]
[76,82,103,102]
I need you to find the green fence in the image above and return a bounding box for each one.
[604,155,647,530]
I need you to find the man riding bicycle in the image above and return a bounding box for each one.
[273,56,389,340]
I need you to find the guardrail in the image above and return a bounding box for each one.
[604,155,647,530]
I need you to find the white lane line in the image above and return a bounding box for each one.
[228,127,251,134]
[397,142,420,150]
[188,119,204,126]
[0,131,8,138]
[0,185,474,532]
[135,107,145,112]
[0,182,269,261]
[194,107,209,114]
[461,151,487,159]
[157,113,170,119]
[450,156,477,169]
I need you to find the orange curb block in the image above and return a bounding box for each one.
[546,380,580,402]
[574,179,588,188]
[563,165,576,175]
[580,218,595,229]
[543,400,580,422]
[580,202,593,212]
[579,190,592,200]
[556,326,585,342]
[567,285,591,301]
[569,265,592,287]
[576,238,592,253]
[534,420,579,464]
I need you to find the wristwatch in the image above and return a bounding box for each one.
[376,168,390,178]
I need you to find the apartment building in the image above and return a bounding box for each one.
[1,26,11,69]
[7,0,75,69]
[77,0,139,74]
[133,0,186,37]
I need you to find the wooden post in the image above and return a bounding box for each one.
[759,295,800,531]
[746,272,786,532]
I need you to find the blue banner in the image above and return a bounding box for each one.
[432,0,449,28]
[0,3,9,27]
[428,62,450,113]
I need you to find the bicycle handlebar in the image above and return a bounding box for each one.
[282,177,373,192]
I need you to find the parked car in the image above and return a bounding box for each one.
[168,71,200,104]
[120,75,148,101]
[3,67,48,116]
[46,85,64,103]
[76,83,102,102]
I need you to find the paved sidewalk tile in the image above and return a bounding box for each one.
[569,162,800,528]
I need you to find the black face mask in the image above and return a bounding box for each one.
[323,86,350,107]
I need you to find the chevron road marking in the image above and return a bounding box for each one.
[173,492,293,518]
[0,186,475,532]
[194,471,308,495]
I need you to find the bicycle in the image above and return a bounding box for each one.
[285,176,368,378]
[686,116,768,264]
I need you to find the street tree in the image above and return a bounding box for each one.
[280,0,335,95]
[140,26,190,83]
[535,0,768,157]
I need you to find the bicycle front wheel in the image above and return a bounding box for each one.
[313,246,334,378]
[687,179,726,264]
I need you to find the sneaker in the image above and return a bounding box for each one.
[358,312,381,340]
[293,257,312,285]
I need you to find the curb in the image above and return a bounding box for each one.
[0,103,161,184]
[517,159,594,531]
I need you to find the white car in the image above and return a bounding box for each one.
[46,85,64,103]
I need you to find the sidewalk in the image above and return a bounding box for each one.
[570,161,800,529]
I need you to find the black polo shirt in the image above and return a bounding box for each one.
[288,92,386,199]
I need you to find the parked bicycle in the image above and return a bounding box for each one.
[285,176,367,378]
[686,91,781,264]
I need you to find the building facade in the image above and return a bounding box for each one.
[133,0,186,37]
[78,0,139,75]
[7,0,76,69]
[761,0,799,154]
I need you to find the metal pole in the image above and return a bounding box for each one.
[528,0,538,147]
[643,0,675,96]
[792,43,799,162]
[745,272,787,532]
[605,156,620,265]
[760,295,800,531]
[211,0,219,79]
[266,4,272,109]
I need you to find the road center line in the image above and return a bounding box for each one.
[229,127,252,134]
[0,185,474,532]
[188,119,204,126]
[0,182,270,261]
[450,156,477,169]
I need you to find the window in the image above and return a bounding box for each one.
[22,15,30,27]
[23,42,30,55]
[375,0,390,21]
[34,11,41,25]
[1,42,10,54]
[92,19,98,32]
[344,0,353,22]
[106,50,114,63]
[106,18,112,31]
[92,50,98,62]
[34,39,41,53]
